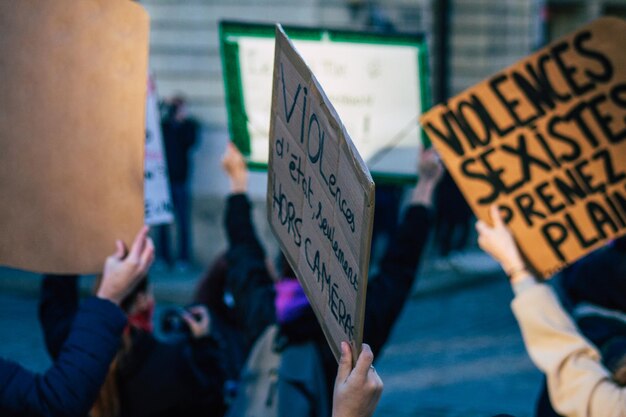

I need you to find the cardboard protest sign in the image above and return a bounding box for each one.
[421,17,626,278]
[267,26,375,361]
[0,0,149,274]
[145,74,174,226]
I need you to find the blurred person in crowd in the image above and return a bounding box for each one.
[0,227,153,417]
[39,264,225,415]
[477,206,626,417]
[192,253,249,405]
[158,95,198,271]
[219,142,442,417]
[434,170,473,258]
[191,178,385,415]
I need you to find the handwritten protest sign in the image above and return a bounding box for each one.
[220,21,428,183]
[145,74,174,226]
[267,26,375,361]
[421,17,626,278]
[0,0,149,274]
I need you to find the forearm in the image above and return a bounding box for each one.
[0,297,126,417]
[225,193,264,253]
[512,280,626,417]
[365,204,431,355]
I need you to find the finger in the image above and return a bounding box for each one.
[198,313,210,329]
[336,341,352,383]
[138,238,155,275]
[181,312,199,331]
[354,343,375,382]
[475,220,488,234]
[188,305,209,317]
[128,226,149,262]
[490,205,503,228]
[112,240,127,260]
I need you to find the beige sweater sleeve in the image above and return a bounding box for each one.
[511,282,626,417]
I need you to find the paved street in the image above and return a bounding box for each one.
[0,261,542,416]
[374,277,541,417]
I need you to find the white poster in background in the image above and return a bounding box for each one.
[144,74,174,225]
[238,37,422,177]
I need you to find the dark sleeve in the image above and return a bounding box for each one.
[182,119,198,150]
[224,194,276,347]
[38,275,80,359]
[0,297,126,417]
[364,205,432,356]
[562,246,626,312]
[182,336,226,411]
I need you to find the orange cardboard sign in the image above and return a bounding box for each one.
[0,0,150,274]
[267,26,375,361]
[421,17,626,278]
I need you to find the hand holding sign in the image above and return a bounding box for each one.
[332,342,383,417]
[476,206,526,278]
[97,226,155,306]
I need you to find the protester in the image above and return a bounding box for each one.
[476,205,626,417]
[219,142,442,417]
[192,253,249,404]
[0,226,153,417]
[39,273,225,417]
[434,170,472,257]
[535,237,626,416]
[158,95,198,270]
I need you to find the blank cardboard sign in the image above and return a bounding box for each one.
[420,17,626,278]
[267,26,375,361]
[0,0,149,274]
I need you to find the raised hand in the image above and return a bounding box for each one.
[182,305,211,339]
[476,205,526,278]
[332,342,383,417]
[221,142,248,194]
[97,226,155,305]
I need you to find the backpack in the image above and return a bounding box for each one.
[226,325,329,417]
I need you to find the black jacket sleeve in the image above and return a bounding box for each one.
[115,331,226,417]
[364,204,432,356]
[38,275,80,359]
[224,194,276,348]
[0,297,126,417]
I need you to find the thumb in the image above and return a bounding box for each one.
[336,341,352,383]
[113,240,127,260]
[490,204,503,228]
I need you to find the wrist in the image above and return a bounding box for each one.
[96,290,121,306]
[502,256,525,276]
[508,266,531,283]
[230,178,247,194]
[410,181,435,207]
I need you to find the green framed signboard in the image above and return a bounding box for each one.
[220,21,430,183]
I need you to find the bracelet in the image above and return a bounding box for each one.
[506,265,529,281]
